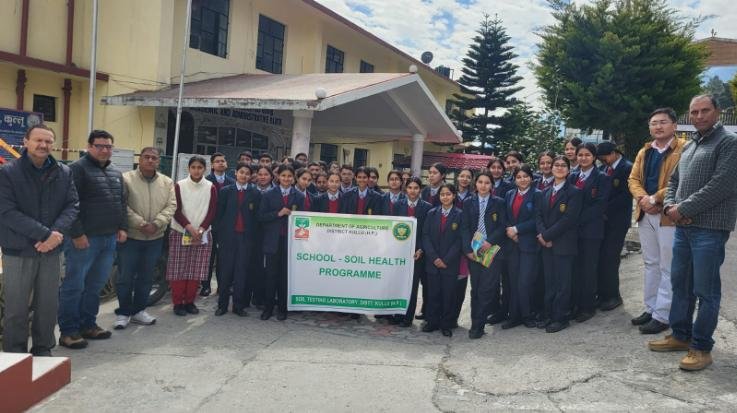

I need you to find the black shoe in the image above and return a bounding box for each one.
[536,319,551,329]
[575,310,595,323]
[174,304,187,316]
[546,321,569,333]
[214,307,227,316]
[399,318,413,328]
[260,309,273,320]
[184,303,199,314]
[523,319,537,328]
[199,286,211,297]
[486,313,506,325]
[415,313,425,320]
[450,321,459,329]
[501,319,522,330]
[468,328,484,339]
[388,315,402,325]
[32,349,52,357]
[631,312,652,326]
[276,310,287,321]
[421,322,439,333]
[599,297,623,312]
[441,329,453,337]
[639,319,669,334]
[233,309,248,317]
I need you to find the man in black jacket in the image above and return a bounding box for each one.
[58,130,128,349]
[0,124,78,356]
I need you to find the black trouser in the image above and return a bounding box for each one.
[469,260,500,330]
[264,237,288,313]
[425,271,457,329]
[404,259,425,321]
[508,247,539,323]
[203,234,221,289]
[597,222,628,301]
[217,234,252,311]
[542,250,573,323]
[488,258,510,318]
[452,276,468,325]
[573,238,601,313]
[248,236,266,306]
[532,254,546,317]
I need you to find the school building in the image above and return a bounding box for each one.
[0,0,462,176]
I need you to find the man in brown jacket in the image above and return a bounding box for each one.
[628,108,685,334]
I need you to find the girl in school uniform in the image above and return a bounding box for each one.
[486,158,513,325]
[380,170,406,216]
[488,158,514,198]
[340,166,381,215]
[564,138,582,172]
[461,171,507,339]
[258,164,305,321]
[250,165,275,309]
[533,151,555,320]
[535,151,555,192]
[315,172,343,213]
[536,156,583,333]
[166,156,218,316]
[294,167,318,212]
[422,184,463,337]
[567,142,611,323]
[421,162,447,207]
[401,170,412,190]
[503,164,543,329]
[452,168,474,327]
[214,163,261,316]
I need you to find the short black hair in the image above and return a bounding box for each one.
[505,150,524,163]
[188,155,207,168]
[88,129,114,144]
[649,107,677,123]
[259,152,273,161]
[239,150,253,160]
[512,164,534,179]
[24,124,55,140]
[406,176,423,189]
[576,142,598,157]
[275,164,295,176]
[340,164,353,172]
[140,147,160,156]
[308,161,321,168]
[210,152,226,163]
[355,166,369,177]
[235,162,254,174]
[692,94,720,110]
[295,152,308,160]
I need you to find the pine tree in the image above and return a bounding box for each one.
[449,15,523,154]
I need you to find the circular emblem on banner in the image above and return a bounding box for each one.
[393,222,412,241]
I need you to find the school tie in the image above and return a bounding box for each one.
[329,193,338,201]
[440,209,449,233]
[606,166,614,176]
[477,198,487,235]
[575,175,586,189]
[549,190,558,207]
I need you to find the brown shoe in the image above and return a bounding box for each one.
[648,334,690,352]
[59,334,88,349]
[80,326,112,340]
[679,349,713,371]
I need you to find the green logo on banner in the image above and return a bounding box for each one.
[295,217,310,228]
[392,222,411,241]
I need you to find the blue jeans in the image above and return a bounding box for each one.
[115,238,163,316]
[669,227,730,352]
[58,234,117,336]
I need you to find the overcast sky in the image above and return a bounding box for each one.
[315,0,737,108]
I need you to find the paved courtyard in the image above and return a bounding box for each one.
[33,249,737,412]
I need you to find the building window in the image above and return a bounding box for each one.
[353,148,368,168]
[33,95,56,122]
[360,60,374,73]
[257,15,285,74]
[320,144,338,163]
[190,0,229,58]
[325,45,344,73]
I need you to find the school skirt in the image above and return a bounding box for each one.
[165,231,213,281]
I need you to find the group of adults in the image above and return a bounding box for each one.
[0,93,734,373]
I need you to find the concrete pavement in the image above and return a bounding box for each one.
[33,251,737,412]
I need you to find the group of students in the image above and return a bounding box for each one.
[167,138,633,339]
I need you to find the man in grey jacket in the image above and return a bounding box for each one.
[648,95,737,371]
[0,124,78,356]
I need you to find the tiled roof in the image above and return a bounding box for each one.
[394,152,492,170]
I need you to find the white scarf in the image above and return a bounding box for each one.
[171,176,213,234]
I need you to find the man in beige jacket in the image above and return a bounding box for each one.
[114,147,176,329]
[628,108,686,334]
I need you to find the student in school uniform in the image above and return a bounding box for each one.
[422,183,463,337]
[394,177,432,327]
[314,172,328,195]
[532,151,555,319]
[249,165,276,309]
[486,158,514,325]
[503,151,524,185]
[421,162,447,207]
[339,164,355,193]
[379,170,406,216]
[567,142,611,323]
[564,138,583,172]
[452,168,474,327]
[595,141,633,312]
[535,151,555,192]
[536,155,583,333]
[367,166,385,195]
[294,167,319,212]
[314,172,343,213]
[340,166,381,215]
[461,171,507,339]
[503,164,543,329]
[257,164,305,321]
[214,163,261,316]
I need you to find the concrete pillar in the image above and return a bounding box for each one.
[291,110,313,158]
[411,133,425,177]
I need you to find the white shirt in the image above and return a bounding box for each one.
[214,173,226,184]
[327,191,340,201]
[441,207,452,217]
[651,137,674,154]
[578,167,594,181]
[236,183,248,191]
[357,188,368,199]
[552,181,565,192]
[280,186,291,196]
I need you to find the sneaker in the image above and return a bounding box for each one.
[648,334,690,352]
[59,334,88,349]
[114,315,131,330]
[131,310,157,325]
[80,326,112,340]
[679,349,713,371]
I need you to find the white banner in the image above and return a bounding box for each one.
[287,212,417,314]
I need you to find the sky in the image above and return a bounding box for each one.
[315,0,737,109]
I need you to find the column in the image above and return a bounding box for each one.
[291,110,313,158]
[411,133,425,177]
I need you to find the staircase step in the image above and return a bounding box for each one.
[0,354,70,412]
[0,353,32,387]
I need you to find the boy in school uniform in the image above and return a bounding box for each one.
[340,167,382,215]
[202,152,236,297]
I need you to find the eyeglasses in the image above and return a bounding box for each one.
[92,144,114,151]
[648,120,672,127]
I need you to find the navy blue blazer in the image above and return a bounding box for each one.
[379,192,406,216]
[505,189,543,253]
[536,182,583,256]
[257,187,305,254]
[313,192,343,213]
[206,173,235,189]
[297,189,319,212]
[454,190,474,209]
[567,167,611,240]
[492,179,515,199]
[394,198,432,252]
[214,185,261,243]
[340,187,382,215]
[534,175,555,192]
[599,158,633,228]
[461,194,507,257]
[420,186,441,207]
[423,206,463,277]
